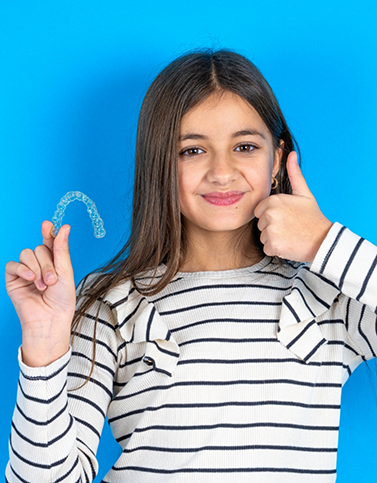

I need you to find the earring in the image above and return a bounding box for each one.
[271,177,278,190]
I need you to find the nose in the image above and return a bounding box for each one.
[206,152,238,186]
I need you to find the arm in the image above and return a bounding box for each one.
[311,222,377,359]
[6,290,119,483]
[255,152,377,360]
[5,220,120,482]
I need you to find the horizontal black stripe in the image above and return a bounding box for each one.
[80,311,116,333]
[152,282,289,304]
[10,434,68,469]
[159,300,282,316]
[71,331,117,360]
[301,265,339,290]
[16,401,68,426]
[117,421,339,443]
[109,400,340,423]
[67,393,106,418]
[326,340,360,356]
[11,415,73,448]
[112,376,340,403]
[74,416,101,439]
[113,378,342,401]
[102,286,135,309]
[179,337,278,347]
[49,415,75,446]
[10,464,33,483]
[118,356,143,368]
[18,379,66,404]
[255,267,298,280]
[71,351,115,377]
[151,340,179,358]
[122,443,337,454]
[113,465,336,475]
[20,358,69,381]
[317,318,347,326]
[170,318,279,334]
[178,359,339,378]
[68,372,112,399]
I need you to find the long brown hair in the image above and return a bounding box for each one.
[72,48,300,373]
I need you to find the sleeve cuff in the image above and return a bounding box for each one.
[311,222,377,303]
[18,346,72,379]
[310,221,346,282]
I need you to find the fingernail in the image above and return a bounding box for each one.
[39,280,47,290]
[65,227,70,239]
[45,272,55,283]
[26,271,34,279]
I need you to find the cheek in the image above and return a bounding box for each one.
[178,169,191,215]
[245,163,273,191]
[178,165,200,202]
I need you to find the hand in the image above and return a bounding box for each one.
[5,221,76,366]
[254,151,333,263]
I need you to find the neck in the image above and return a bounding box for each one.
[180,223,264,272]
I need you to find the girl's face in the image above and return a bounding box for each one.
[178,91,282,239]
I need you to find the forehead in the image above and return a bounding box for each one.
[179,91,269,135]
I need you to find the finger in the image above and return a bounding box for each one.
[287,151,313,198]
[5,260,36,285]
[42,220,56,252]
[254,197,270,220]
[34,244,57,286]
[51,224,73,277]
[19,248,47,291]
[259,229,267,246]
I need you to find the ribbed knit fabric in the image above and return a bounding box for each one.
[6,222,377,483]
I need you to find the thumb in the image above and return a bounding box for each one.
[53,224,74,278]
[287,151,313,197]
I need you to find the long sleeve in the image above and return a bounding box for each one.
[6,285,121,483]
[311,222,377,359]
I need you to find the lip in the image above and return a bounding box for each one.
[201,191,245,206]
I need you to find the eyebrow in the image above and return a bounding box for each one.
[178,129,266,142]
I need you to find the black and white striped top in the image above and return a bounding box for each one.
[6,222,377,483]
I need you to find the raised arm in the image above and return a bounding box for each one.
[5,221,118,482]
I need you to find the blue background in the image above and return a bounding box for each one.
[1,1,377,481]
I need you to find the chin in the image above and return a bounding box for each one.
[203,219,253,233]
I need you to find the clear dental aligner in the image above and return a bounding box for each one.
[52,191,106,238]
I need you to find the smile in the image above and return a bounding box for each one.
[201,191,245,206]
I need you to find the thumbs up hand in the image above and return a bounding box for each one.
[254,151,333,263]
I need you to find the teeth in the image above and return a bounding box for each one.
[52,191,106,238]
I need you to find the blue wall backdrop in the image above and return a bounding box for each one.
[1,1,377,481]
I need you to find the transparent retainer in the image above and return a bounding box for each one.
[52,191,106,238]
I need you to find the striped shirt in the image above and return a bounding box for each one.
[6,222,377,483]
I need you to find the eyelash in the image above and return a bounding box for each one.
[179,143,258,157]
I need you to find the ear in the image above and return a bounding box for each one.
[272,140,284,177]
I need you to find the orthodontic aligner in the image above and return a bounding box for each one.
[52,191,106,238]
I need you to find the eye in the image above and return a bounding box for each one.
[180,147,205,157]
[235,143,257,153]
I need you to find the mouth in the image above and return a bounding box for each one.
[201,191,245,206]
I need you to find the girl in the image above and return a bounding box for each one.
[5,49,377,483]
